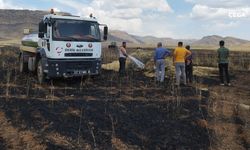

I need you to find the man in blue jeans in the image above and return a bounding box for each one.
[173,42,191,86]
[154,42,171,83]
[217,40,231,86]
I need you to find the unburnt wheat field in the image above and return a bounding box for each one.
[0,46,249,150]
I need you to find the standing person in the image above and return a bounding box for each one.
[119,42,128,76]
[185,45,193,83]
[173,42,191,86]
[217,40,231,86]
[154,42,171,83]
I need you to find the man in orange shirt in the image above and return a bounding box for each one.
[173,42,192,86]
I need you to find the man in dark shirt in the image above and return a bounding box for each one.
[217,40,231,86]
[185,45,193,84]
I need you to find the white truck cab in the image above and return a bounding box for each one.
[20,12,108,83]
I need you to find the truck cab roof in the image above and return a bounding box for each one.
[43,14,98,22]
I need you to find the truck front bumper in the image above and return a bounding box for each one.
[43,58,101,78]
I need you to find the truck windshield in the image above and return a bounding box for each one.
[52,19,101,42]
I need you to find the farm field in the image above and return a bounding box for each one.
[0,46,249,149]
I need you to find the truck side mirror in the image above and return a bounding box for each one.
[38,32,44,38]
[39,21,47,33]
[103,26,108,41]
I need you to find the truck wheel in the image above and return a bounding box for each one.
[37,59,46,84]
[19,53,28,73]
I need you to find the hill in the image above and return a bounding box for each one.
[0,9,45,38]
[109,30,143,44]
[0,9,70,39]
[192,35,249,47]
[109,30,196,46]
[0,9,249,49]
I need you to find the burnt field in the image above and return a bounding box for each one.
[0,46,249,149]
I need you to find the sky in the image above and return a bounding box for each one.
[0,0,250,40]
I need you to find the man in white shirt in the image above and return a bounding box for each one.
[119,42,128,76]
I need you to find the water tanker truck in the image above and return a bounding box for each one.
[19,11,108,83]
